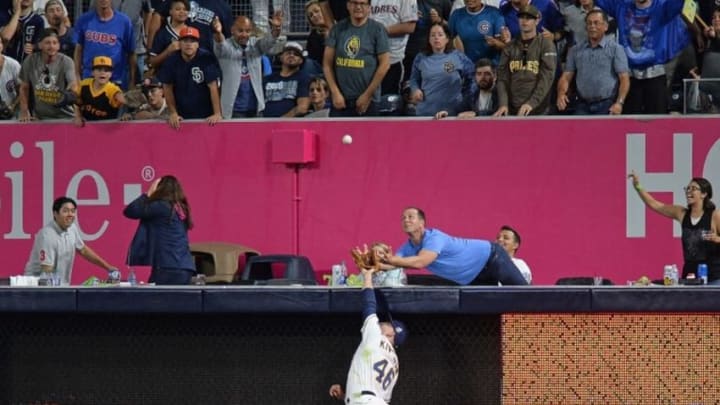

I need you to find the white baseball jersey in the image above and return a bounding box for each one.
[24,220,85,284]
[370,0,419,64]
[345,314,400,405]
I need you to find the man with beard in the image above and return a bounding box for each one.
[158,26,221,128]
[262,42,310,117]
[43,0,74,57]
[0,0,44,63]
[556,9,629,115]
[18,28,76,120]
[437,57,498,118]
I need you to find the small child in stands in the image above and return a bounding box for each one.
[371,242,407,287]
[74,56,125,126]
[121,77,169,120]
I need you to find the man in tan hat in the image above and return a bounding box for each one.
[493,4,557,116]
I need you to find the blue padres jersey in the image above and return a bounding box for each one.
[0,10,43,63]
[157,48,221,119]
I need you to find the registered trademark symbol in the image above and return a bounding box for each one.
[141,166,155,182]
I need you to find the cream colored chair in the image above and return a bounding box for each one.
[190,242,260,284]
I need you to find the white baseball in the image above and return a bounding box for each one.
[342,134,353,145]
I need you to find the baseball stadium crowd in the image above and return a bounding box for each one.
[0,0,719,126]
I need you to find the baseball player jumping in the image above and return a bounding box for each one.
[329,250,407,405]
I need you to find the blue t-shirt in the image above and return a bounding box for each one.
[157,49,221,118]
[262,70,310,117]
[396,228,491,285]
[74,10,135,88]
[232,54,257,113]
[0,10,44,63]
[448,5,505,63]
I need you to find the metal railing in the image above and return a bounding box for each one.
[70,0,312,36]
[682,77,720,115]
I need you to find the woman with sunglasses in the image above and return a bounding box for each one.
[629,171,720,283]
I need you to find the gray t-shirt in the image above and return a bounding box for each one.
[18,53,75,119]
[24,221,85,285]
[326,18,389,102]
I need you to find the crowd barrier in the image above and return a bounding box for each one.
[1,285,719,404]
[1,116,719,285]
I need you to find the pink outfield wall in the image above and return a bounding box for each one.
[1,116,718,285]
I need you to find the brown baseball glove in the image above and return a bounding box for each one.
[350,247,381,271]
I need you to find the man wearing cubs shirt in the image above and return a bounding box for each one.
[329,260,407,405]
[73,0,136,89]
[158,25,221,129]
[24,196,119,285]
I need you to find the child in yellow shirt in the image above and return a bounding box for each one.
[74,56,125,125]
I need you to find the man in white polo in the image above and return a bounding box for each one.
[25,196,119,285]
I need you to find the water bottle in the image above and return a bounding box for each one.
[670,264,679,285]
[663,265,673,286]
[331,264,346,286]
[127,268,137,286]
[698,264,708,285]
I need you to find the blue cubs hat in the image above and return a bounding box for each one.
[392,320,408,347]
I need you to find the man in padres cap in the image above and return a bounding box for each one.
[494,2,557,117]
[157,24,222,128]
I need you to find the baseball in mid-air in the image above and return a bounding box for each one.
[342,134,353,145]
